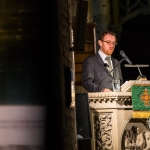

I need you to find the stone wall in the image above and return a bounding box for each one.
[51,0,77,150]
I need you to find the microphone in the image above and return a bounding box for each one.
[98,52,133,91]
[98,57,126,91]
[120,50,132,64]
[99,61,121,91]
[104,63,109,67]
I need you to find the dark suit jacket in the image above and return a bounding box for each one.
[82,52,123,92]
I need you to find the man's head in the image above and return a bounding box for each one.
[145,131,150,140]
[136,127,140,134]
[131,126,140,134]
[98,31,117,56]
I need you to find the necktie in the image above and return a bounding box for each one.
[105,56,113,76]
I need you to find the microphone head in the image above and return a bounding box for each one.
[120,50,132,64]
[120,50,125,57]
[104,63,109,67]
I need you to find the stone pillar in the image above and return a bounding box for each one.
[88,92,132,150]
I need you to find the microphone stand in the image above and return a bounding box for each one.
[98,58,125,91]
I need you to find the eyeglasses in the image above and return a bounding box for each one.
[102,41,117,46]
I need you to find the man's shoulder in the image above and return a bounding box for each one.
[112,57,121,67]
[112,57,119,62]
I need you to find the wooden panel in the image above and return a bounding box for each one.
[75,73,82,82]
[75,53,93,63]
[75,64,82,73]
[73,22,96,86]
[84,43,94,52]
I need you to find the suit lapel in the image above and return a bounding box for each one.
[112,58,116,79]
[96,53,109,73]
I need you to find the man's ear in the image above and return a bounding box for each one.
[98,40,102,46]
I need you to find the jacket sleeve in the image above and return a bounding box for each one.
[82,57,100,92]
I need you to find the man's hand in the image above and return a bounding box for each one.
[102,88,112,92]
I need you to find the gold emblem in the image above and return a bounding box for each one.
[140,88,150,106]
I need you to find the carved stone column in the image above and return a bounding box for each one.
[88,92,132,150]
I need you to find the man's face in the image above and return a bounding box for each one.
[145,131,150,140]
[98,34,117,56]
[137,127,140,134]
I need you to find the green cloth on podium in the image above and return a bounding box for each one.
[132,85,150,118]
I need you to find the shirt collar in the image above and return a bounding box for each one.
[98,50,111,62]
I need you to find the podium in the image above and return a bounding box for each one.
[86,80,150,150]
[121,80,150,92]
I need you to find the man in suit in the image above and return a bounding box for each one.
[82,31,123,92]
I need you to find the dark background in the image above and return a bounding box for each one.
[0,1,52,149]
[0,0,50,105]
[120,14,150,82]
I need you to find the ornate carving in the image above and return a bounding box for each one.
[140,88,150,106]
[94,113,113,150]
[122,125,150,150]
[88,92,132,109]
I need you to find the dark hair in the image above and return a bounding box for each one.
[131,126,139,134]
[98,31,116,41]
